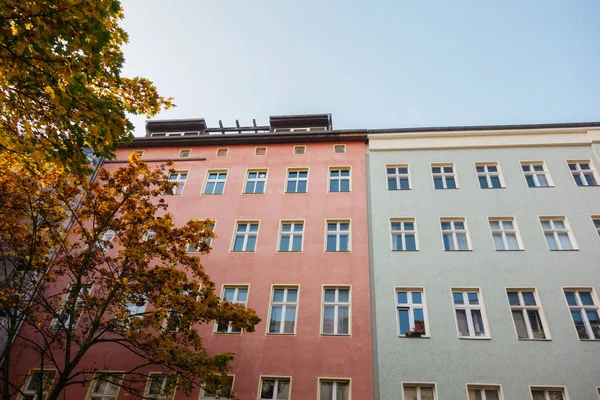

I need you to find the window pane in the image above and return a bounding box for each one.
[286,181,296,193]
[399,178,410,189]
[545,233,558,250]
[489,221,500,230]
[246,236,257,251]
[232,236,244,251]
[479,176,488,189]
[490,176,501,188]
[403,386,417,400]
[443,234,453,250]
[484,389,500,400]
[397,292,408,304]
[273,289,284,302]
[405,234,416,250]
[434,177,443,189]
[585,310,600,339]
[413,308,425,334]
[237,289,247,302]
[580,291,594,305]
[564,291,577,306]
[506,233,519,250]
[338,290,349,302]
[388,178,398,190]
[339,235,349,251]
[468,293,479,304]
[223,288,236,301]
[297,180,307,192]
[337,306,349,334]
[292,236,302,251]
[476,166,485,172]
[526,175,536,187]
[320,382,333,400]
[446,177,457,188]
[453,292,464,304]
[420,387,434,400]
[571,309,589,338]
[538,175,549,186]
[412,292,422,304]
[528,310,546,339]
[492,233,504,250]
[326,235,337,251]
[468,388,483,400]
[512,310,528,338]
[398,309,410,335]
[548,391,564,400]
[457,233,469,250]
[215,182,224,194]
[472,310,485,336]
[287,289,298,302]
[284,306,296,333]
[245,181,255,193]
[522,292,536,305]
[456,309,469,336]
[387,168,396,174]
[336,382,349,400]
[269,306,282,333]
[507,292,520,305]
[261,379,275,398]
[279,235,290,251]
[323,306,335,334]
[330,180,339,192]
[531,391,546,400]
[277,380,290,399]
[392,235,403,251]
[340,180,350,192]
[324,289,336,302]
[557,232,573,250]
[340,223,350,231]
[255,181,265,193]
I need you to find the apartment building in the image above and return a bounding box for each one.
[96,115,372,399]
[367,123,600,400]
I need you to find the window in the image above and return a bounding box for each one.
[319,379,350,400]
[322,287,350,335]
[216,286,248,334]
[452,290,489,338]
[244,170,267,194]
[293,145,306,155]
[506,289,548,340]
[387,165,410,190]
[187,223,215,252]
[396,289,428,337]
[489,218,522,250]
[278,221,304,252]
[390,219,417,251]
[98,229,115,251]
[87,373,124,400]
[232,222,259,252]
[268,287,298,334]
[440,218,470,251]
[402,383,437,400]
[329,168,350,192]
[333,144,346,153]
[144,229,156,241]
[593,216,600,236]
[203,171,227,195]
[567,160,598,186]
[145,374,176,400]
[286,169,308,193]
[168,171,188,195]
[432,163,457,189]
[530,387,566,400]
[521,162,552,187]
[125,299,146,317]
[467,385,502,400]
[179,149,191,158]
[216,148,228,157]
[260,377,290,400]
[164,309,182,333]
[255,146,267,156]
[325,220,350,252]
[51,284,92,329]
[19,370,56,400]
[539,217,576,250]
[202,376,233,399]
[131,150,144,158]
[564,288,600,340]
[476,162,503,189]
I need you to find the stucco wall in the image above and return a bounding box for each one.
[368,143,600,400]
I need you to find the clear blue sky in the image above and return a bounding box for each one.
[121,0,600,135]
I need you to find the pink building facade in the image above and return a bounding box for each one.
[13,115,374,399]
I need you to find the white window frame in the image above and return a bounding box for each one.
[255,146,267,156]
[567,159,599,186]
[396,288,429,337]
[529,386,568,400]
[86,372,124,400]
[187,222,215,252]
[431,163,458,189]
[521,161,553,187]
[278,221,304,252]
[285,168,309,193]
[592,216,600,237]
[98,229,115,251]
[488,217,523,251]
[325,220,351,252]
[328,167,351,193]
[562,287,600,340]
[293,145,306,155]
[203,170,227,195]
[51,283,92,329]
[506,288,550,340]
[244,170,268,194]
[401,382,438,400]
[178,149,191,158]
[144,374,177,400]
[267,286,298,335]
[466,384,504,400]
[259,376,291,400]
[318,378,351,400]
[390,218,418,251]
[216,286,248,334]
[539,217,577,250]
[440,218,471,251]
[333,144,346,153]
[168,170,188,195]
[216,148,228,156]
[231,221,259,252]
[451,289,490,339]
[475,162,504,189]
[386,164,411,190]
[19,369,57,400]
[201,375,234,399]
[321,287,351,335]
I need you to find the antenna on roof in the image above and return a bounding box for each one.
[218,120,224,135]
[236,119,241,134]
[253,119,258,133]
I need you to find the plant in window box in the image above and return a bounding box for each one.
[405,320,425,337]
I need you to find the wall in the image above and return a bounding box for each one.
[368,136,600,400]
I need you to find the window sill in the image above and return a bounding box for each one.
[266,333,295,336]
[399,335,430,339]
[495,249,525,252]
[202,193,224,196]
[479,187,506,190]
[548,249,579,251]
[443,249,473,252]
[578,338,600,341]
[328,191,352,194]
[517,338,552,341]
[387,188,412,191]
[276,251,303,253]
[434,188,459,190]
[214,332,242,336]
[284,192,308,194]
[527,185,554,188]
[325,250,351,253]
[392,249,419,252]
[242,192,266,195]
[458,336,491,340]
[321,334,351,337]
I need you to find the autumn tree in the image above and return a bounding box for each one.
[0,1,173,171]
[0,155,260,400]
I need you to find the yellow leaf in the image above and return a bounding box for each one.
[10,24,18,35]
[45,86,55,98]
[25,23,32,30]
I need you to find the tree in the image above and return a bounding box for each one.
[0,154,260,400]
[0,1,174,172]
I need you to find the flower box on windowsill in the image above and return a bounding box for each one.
[404,330,423,338]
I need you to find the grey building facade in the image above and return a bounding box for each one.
[367,124,600,400]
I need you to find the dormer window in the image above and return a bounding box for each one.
[179,149,191,158]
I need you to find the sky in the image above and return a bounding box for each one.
[120,0,600,136]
